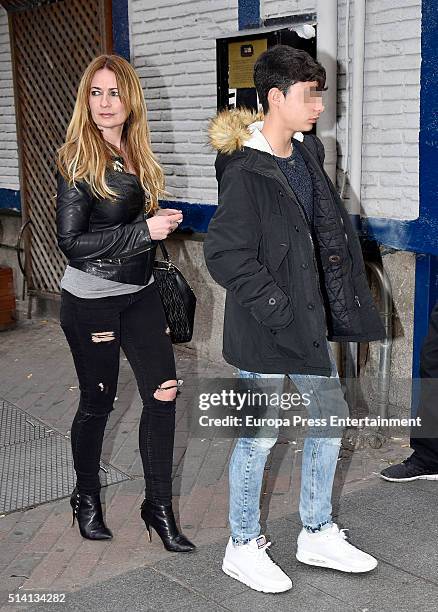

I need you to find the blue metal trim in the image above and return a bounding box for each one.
[361,216,438,256]
[410,1,438,411]
[0,188,21,212]
[112,0,130,60]
[238,0,260,30]
[159,200,217,233]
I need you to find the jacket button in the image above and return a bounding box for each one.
[313,341,320,348]
[307,303,315,310]
[301,263,309,269]
[278,190,284,197]
[294,225,300,232]
[268,298,276,305]
[329,254,341,263]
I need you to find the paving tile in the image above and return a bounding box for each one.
[51,566,224,612]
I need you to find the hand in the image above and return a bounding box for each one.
[146,209,183,240]
[154,208,182,217]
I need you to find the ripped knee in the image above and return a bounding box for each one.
[91,331,115,343]
[153,379,183,402]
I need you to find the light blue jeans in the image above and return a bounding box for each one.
[229,343,349,543]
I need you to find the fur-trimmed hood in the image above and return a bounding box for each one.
[208,108,304,155]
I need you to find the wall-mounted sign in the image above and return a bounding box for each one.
[228,38,267,89]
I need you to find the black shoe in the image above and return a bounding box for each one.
[380,457,438,482]
[70,487,113,540]
[140,499,196,552]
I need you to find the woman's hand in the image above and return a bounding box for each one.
[146,208,183,240]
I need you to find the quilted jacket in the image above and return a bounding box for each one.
[204,109,385,376]
[56,156,156,285]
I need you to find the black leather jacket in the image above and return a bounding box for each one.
[56,161,156,285]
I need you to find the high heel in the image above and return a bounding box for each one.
[70,487,113,540]
[145,522,152,542]
[140,499,195,552]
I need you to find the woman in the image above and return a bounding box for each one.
[56,54,195,552]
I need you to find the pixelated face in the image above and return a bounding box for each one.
[279,80,325,132]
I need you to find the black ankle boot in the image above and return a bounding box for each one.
[140,499,195,552]
[70,487,113,540]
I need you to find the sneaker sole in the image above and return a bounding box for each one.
[296,550,377,573]
[222,561,292,593]
[380,473,438,482]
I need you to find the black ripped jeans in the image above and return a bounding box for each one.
[60,283,177,503]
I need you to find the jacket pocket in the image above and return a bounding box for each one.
[270,321,307,360]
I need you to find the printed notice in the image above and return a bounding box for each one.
[228,39,268,89]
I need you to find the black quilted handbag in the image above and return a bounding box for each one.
[153,241,196,343]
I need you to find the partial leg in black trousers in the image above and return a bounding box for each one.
[120,284,195,552]
[381,300,438,482]
[410,301,438,470]
[60,289,123,539]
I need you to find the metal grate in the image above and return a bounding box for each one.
[0,399,52,446]
[9,0,111,295]
[0,398,130,514]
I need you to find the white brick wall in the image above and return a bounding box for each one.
[129,0,238,204]
[263,0,316,19]
[0,7,19,191]
[336,0,420,220]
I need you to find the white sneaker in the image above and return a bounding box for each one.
[296,523,378,573]
[222,535,292,593]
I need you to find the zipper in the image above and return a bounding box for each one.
[95,243,155,265]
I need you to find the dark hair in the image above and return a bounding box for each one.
[253,45,327,113]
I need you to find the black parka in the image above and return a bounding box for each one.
[204,110,385,376]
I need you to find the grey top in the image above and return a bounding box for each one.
[60,265,154,299]
[274,145,314,226]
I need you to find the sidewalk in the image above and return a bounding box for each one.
[0,314,437,611]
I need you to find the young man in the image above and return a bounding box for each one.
[204,45,385,593]
[380,301,438,482]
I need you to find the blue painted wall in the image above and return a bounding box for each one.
[410,0,438,397]
[238,0,260,29]
[161,201,217,233]
[0,189,20,212]
[112,0,130,60]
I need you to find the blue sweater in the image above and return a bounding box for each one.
[274,145,314,226]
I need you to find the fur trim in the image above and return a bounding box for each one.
[208,108,264,154]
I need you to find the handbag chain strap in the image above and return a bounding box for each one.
[156,240,175,271]
[158,240,170,262]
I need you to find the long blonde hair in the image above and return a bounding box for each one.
[57,54,164,213]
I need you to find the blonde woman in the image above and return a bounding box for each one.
[56,55,195,552]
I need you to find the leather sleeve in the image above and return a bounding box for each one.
[56,173,152,261]
[203,163,294,330]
